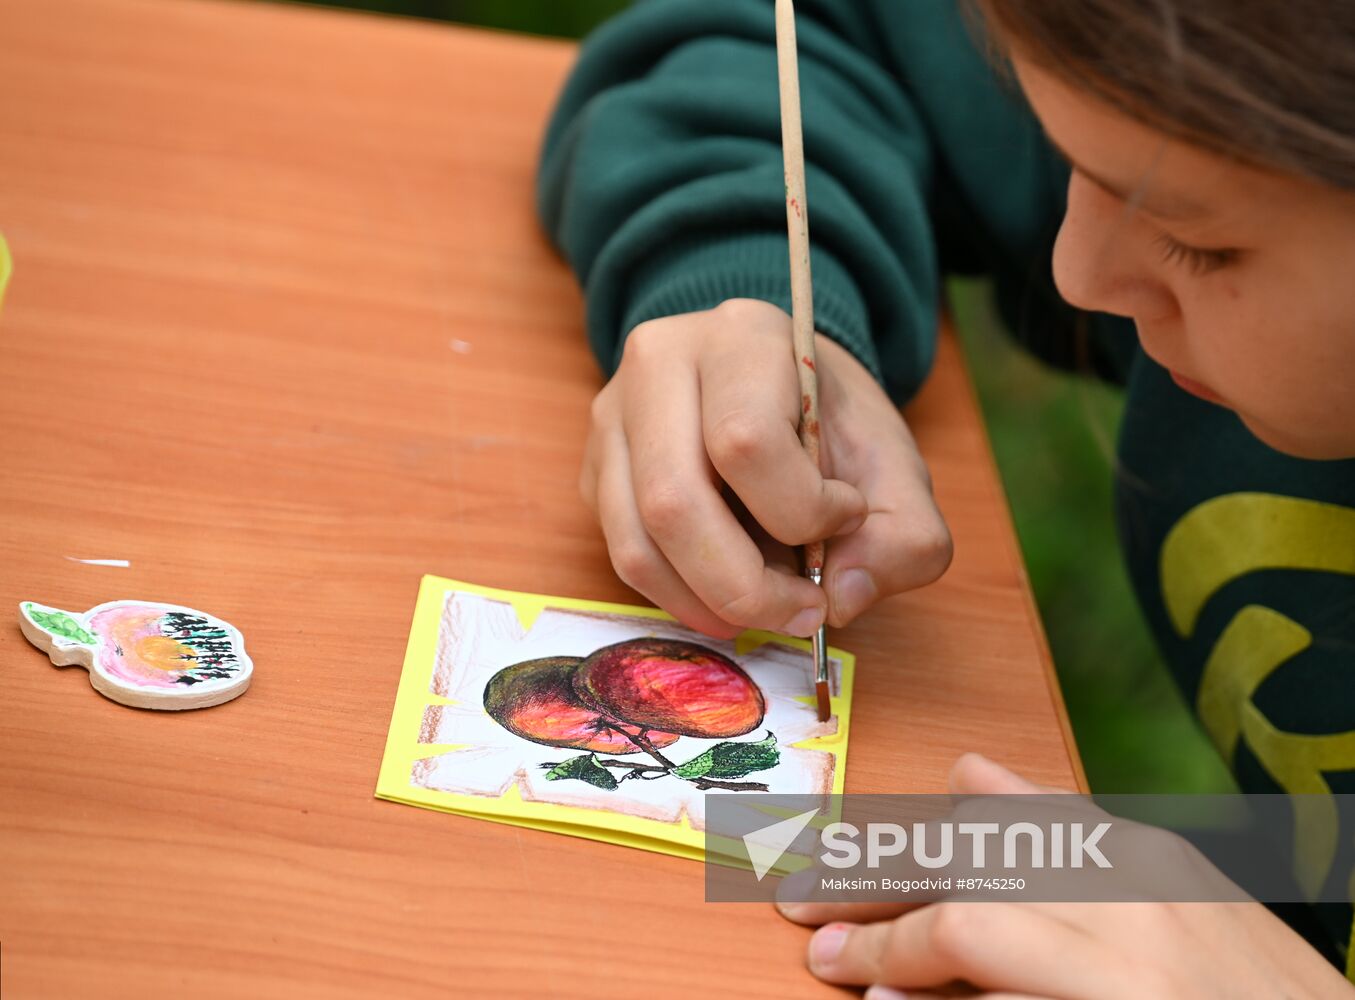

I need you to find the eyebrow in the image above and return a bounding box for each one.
[1046,136,1209,222]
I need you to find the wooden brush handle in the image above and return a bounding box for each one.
[775,0,824,575]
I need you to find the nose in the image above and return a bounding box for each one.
[1052,171,1176,322]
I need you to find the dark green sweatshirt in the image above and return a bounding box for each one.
[537,0,1355,975]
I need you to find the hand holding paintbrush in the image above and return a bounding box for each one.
[775,0,832,721]
[570,0,953,702]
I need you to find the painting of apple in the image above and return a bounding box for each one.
[482,655,680,755]
[573,638,765,738]
[483,639,777,792]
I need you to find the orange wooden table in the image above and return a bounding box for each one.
[0,1,1083,996]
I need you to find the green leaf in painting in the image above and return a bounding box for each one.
[542,754,619,790]
[673,732,779,780]
[25,604,99,646]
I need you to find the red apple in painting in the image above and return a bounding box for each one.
[573,639,765,739]
[483,656,679,754]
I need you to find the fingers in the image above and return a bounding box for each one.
[621,329,827,635]
[870,991,1044,1000]
[585,380,738,636]
[777,899,914,927]
[948,753,1067,796]
[773,758,1080,937]
[813,346,953,626]
[592,425,742,639]
[807,906,1128,998]
[728,488,802,578]
[821,434,952,626]
[821,482,953,628]
[699,336,867,547]
[586,302,950,638]
[579,396,605,513]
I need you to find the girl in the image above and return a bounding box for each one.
[537,0,1355,993]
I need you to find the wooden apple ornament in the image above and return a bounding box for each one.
[19,600,252,710]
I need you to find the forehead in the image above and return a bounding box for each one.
[1008,53,1267,223]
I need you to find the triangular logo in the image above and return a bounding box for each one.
[742,808,819,881]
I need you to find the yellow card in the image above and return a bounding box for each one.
[375,576,855,860]
[0,231,11,311]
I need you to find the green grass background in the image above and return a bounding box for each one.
[280,0,1234,794]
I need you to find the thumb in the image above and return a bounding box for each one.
[947,753,1062,795]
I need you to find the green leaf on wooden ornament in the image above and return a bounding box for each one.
[25,604,98,646]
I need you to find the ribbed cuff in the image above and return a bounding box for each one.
[600,231,882,383]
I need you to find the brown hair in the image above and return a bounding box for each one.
[973,0,1355,190]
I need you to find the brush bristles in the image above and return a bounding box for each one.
[815,681,831,721]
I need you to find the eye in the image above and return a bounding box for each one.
[1153,232,1239,275]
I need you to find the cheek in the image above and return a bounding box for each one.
[1175,276,1355,456]
[1174,275,1281,387]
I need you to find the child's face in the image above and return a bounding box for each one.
[1012,54,1355,460]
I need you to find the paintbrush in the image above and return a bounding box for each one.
[774,0,831,722]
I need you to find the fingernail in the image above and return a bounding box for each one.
[864,988,909,1000]
[784,605,824,638]
[833,568,877,620]
[774,899,805,920]
[809,922,850,969]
